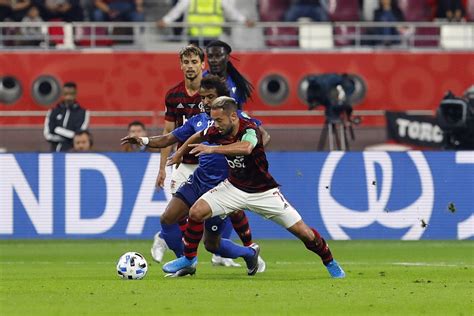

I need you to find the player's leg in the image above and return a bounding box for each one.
[228,211,266,272]
[151,163,197,262]
[158,197,190,258]
[210,218,241,267]
[162,180,261,275]
[248,187,345,278]
[205,217,262,269]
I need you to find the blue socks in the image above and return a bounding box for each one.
[221,218,233,239]
[214,238,254,260]
[160,223,183,258]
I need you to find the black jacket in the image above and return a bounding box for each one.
[43,102,90,152]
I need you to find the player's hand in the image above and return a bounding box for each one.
[155,169,166,190]
[120,135,142,146]
[166,153,182,166]
[189,143,214,156]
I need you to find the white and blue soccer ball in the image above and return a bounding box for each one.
[116,252,148,280]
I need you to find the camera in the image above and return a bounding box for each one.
[303,73,365,151]
[436,87,474,150]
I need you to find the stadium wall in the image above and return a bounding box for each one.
[1,151,472,240]
[1,52,473,127]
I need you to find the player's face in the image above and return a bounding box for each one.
[211,108,237,136]
[180,53,204,80]
[73,134,91,152]
[128,125,146,138]
[200,87,218,113]
[206,47,228,75]
[62,87,76,105]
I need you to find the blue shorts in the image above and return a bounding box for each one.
[174,174,215,208]
[174,174,229,234]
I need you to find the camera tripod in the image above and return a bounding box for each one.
[317,111,358,151]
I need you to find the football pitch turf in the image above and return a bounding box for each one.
[0,240,472,315]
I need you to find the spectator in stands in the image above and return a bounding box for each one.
[11,0,32,21]
[283,0,330,22]
[21,5,43,45]
[43,82,90,152]
[373,0,405,46]
[436,0,465,21]
[72,130,93,152]
[43,0,84,22]
[157,0,254,46]
[93,0,144,22]
[0,0,12,21]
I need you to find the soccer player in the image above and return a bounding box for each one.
[150,45,205,263]
[122,76,267,275]
[205,40,253,108]
[162,97,346,278]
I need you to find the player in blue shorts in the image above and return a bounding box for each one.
[121,75,269,276]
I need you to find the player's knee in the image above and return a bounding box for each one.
[189,200,211,222]
[160,212,173,225]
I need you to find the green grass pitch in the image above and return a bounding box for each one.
[0,240,472,315]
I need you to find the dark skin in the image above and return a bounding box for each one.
[206,46,229,78]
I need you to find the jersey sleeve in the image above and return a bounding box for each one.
[200,125,219,143]
[164,92,176,122]
[237,110,262,126]
[172,116,197,142]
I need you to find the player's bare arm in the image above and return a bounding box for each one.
[189,140,254,157]
[166,131,204,166]
[259,126,271,147]
[157,120,176,189]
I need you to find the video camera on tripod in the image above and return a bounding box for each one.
[302,73,366,150]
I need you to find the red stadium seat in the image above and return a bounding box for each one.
[259,0,297,47]
[398,0,432,21]
[414,26,440,47]
[328,0,360,21]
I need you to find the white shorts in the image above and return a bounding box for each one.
[170,163,198,194]
[201,179,302,229]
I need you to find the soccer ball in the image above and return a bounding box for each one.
[116,252,148,280]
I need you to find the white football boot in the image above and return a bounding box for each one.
[211,254,241,267]
[151,232,168,263]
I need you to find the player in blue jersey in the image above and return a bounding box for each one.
[204,40,254,108]
[121,75,269,276]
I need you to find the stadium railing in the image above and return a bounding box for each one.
[0,21,473,50]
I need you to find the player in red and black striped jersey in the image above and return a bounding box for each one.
[203,116,278,193]
[163,97,345,278]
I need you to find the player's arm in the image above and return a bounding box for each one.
[120,132,178,148]
[259,126,271,147]
[167,131,204,166]
[155,120,176,189]
[190,128,257,157]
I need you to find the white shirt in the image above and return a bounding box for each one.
[162,0,247,24]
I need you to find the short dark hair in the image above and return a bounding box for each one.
[179,45,204,62]
[201,75,230,97]
[74,130,93,146]
[63,82,77,89]
[211,96,238,115]
[128,120,146,131]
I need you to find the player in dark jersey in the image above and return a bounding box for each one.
[163,97,346,278]
[122,76,267,276]
[151,45,205,262]
[204,40,253,108]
